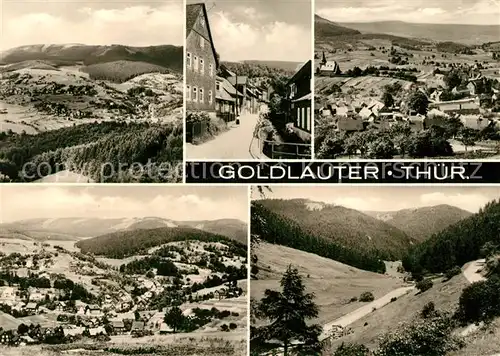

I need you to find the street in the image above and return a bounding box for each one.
[186,113,261,160]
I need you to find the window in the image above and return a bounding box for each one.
[199,88,204,103]
[186,52,192,68]
[216,82,221,91]
[186,85,191,101]
[200,58,205,74]
[306,107,311,131]
[200,36,204,48]
[209,64,214,77]
[194,56,198,71]
[208,90,213,104]
[296,108,300,127]
[301,107,305,129]
[193,87,198,102]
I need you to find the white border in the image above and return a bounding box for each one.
[182,0,187,184]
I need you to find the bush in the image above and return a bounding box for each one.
[229,323,237,330]
[416,279,433,293]
[359,292,375,302]
[220,324,229,332]
[455,276,500,323]
[421,301,436,318]
[390,297,397,302]
[334,342,370,356]
[445,266,462,280]
[374,315,463,356]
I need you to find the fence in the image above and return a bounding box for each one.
[217,112,236,123]
[261,139,311,159]
[186,121,208,143]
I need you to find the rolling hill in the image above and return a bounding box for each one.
[403,199,500,274]
[363,204,472,242]
[336,21,500,45]
[75,226,246,258]
[256,198,414,259]
[315,14,361,38]
[0,217,247,244]
[0,44,183,73]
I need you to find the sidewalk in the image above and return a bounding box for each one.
[186,113,261,160]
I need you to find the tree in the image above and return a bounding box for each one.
[382,92,394,108]
[17,323,29,335]
[408,91,429,115]
[164,306,185,333]
[254,265,321,356]
[444,69,462,89]
[359,292,375,302]
[457,127,477,152]
[416,279,433,293]
[134,310,140,321]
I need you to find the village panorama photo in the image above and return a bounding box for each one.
[0,0,184,183]
[0,185,249,356]
[314,0,500,160]
[185,0,313,160]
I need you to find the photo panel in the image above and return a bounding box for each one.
[0,184,250,356]
[314,0,500,160]
[185,0,313,160]
[0,0,184,183]
[250,185,500,355]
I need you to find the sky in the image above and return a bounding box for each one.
[315,0,500,25]
[0,0,184,52]
[1,185,249,223]
[252,186,500,213]
[188,0,312,62]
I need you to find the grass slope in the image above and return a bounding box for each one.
[252,242,404,325]
[363,204,472,243]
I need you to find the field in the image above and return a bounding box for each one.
[324,274,470,351]
[315,75,413,98]
[251,242,405,325]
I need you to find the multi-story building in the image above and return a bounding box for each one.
[287,60,312,138]
[186,3,219,114]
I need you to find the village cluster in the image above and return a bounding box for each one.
[0,240,246,347]
[315,48,500,158]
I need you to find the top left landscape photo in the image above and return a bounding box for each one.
[0,0,184,183]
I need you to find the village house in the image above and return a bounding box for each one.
[159,322,173,335]
[24,302,39,313]
[130,321,145,335]
[0,287,16,303]
[111,320,126,335]
[85,305,102,317]
[337,116,364,132]
[316,52,340,76]
[55,301,66,312]
[429,97,481,114]
[460,115,491,131]
[287,60,312,141]
[227,76,250,114]
[215,76,243,121]
[186,3,219,115]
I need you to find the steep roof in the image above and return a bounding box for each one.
[227,76,248,85]
[186,3,219,68]
[288,60,312,85]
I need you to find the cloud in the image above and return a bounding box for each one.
[1,187,248,223]
[1,2,183,51]
[210,11,311,62]
[316,0,500,24]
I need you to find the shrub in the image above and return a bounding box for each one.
[374,315,463,356]
[390,297,397,302]
[455,276,500,323]
[359,292,375,302]
[220,324,229,332]
[445,266,462,280]
[416,279,433,293]
[334,342,370,356]
[229,323,237,330]
[421,301,436,318]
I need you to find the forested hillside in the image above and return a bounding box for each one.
[76,227,247,259]
[364,204,472,242]
[256,199,414,260]
[0,121,182,182]
[220,61,294,78]
[403,199,500,274]
[251,202,386,273]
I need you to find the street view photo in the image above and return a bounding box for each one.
[0,185,249,356]
[0,0,184,183]
[250,185,500,356]
[314,0,500,159]
[185,0,313,160]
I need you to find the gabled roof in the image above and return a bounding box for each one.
[227,76,248,85]
[288,60,312,85]
[186,3,219,68]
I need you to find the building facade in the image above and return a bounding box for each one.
[186,3,219,113]
[288,60,312,137]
